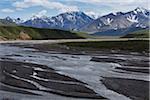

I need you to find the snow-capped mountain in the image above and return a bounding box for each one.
[21,11,94,30]
[3,16,24,24]
[80,7,149,35]
[20,15,51,28]
[0,16,16,26]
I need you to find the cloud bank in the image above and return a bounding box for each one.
[1,8,14,13]
[13,0,79,12]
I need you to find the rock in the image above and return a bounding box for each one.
[18,31,31,40]
[0,36,7,41]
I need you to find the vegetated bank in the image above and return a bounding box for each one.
[59,40,149,53]
[122,29,149,38]
[0,26,84,40]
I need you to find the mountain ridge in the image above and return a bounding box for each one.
[20,11,94,31]
[80,7,149,35]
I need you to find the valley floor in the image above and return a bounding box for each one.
[0,39,149,100]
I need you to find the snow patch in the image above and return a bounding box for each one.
[114,27,118,30]
[104,18,113,25]
[133,11,137,14]
[97,23,102,29]
[112,12,117,16]
[127,15,138,23]
[136,24,147,28]
[33,72,37,76]
[66,15,74,20]
[107,18,113,25]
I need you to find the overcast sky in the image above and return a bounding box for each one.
[0,0,149,19]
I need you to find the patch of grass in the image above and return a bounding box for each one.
[60,40,149,53]
[0,26,84,40]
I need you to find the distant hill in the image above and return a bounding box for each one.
[92,27,147,36]
[122,29,149,38]
[0,26,84,40]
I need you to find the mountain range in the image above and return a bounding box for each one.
[0,7,149,36]
[21,11,93,31]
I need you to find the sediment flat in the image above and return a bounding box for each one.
[0,60,105,99]
[102,77,149,100]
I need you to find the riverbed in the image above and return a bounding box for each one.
[0,41,149,100]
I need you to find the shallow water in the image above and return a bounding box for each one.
[0,44,149,100]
